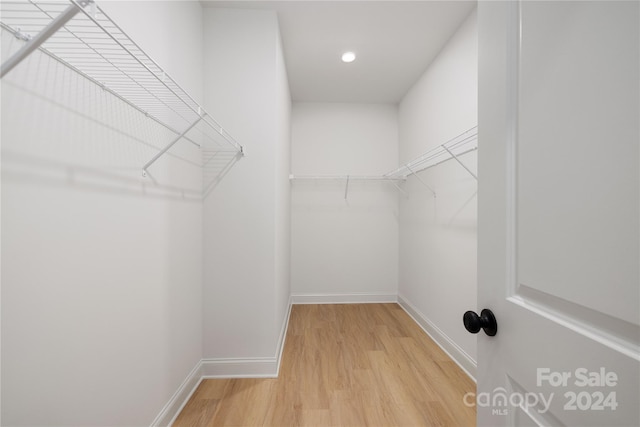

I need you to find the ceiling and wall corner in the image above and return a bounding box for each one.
[202,0,477,104]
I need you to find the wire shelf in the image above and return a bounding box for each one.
[0,0,243,175]
[289,127,477,199]
[384,126,478,179]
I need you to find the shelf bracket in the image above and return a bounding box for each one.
[0,0,92,79]
[443,146,478,180]
[344,175,350,200]
[389,179,408,196]
[406,165,436,197]
[142,116,202,177]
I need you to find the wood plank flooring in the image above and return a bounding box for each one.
[173,303,476,426]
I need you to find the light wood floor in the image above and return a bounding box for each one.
[173,303,476,426]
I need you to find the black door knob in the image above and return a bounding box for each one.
[463,309,497,336]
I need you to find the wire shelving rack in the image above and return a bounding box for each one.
[289,126,477,198]
[0,0,244,177]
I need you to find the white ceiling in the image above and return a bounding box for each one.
[202,1,476,104]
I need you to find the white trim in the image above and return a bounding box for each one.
[201,357,279,378]
[155,296,478,425]
[397,294,477,382]
[291,292,397,304]
[275,296,294,375]
[200,296,295,378]
[155,298,294,425]
[151,361,203,427]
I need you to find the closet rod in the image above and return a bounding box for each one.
[289,175,406,181]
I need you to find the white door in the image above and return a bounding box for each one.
[476,1,639,426]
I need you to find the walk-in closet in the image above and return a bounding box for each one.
[2,1,638,426]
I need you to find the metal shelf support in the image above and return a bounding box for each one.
[406,164,436,197]
[142,116,203,177]
[444,146,477,180]
[344,175,350,200]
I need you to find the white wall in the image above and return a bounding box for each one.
[202,8,291,363]
[275,29,292,337]
[397,9,478,374]
[291,103,398,300]
[1,2,204,425]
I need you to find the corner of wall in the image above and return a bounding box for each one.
[150,362,204,427]
[200,294,293,378]
[398,295,477,382]
[291,293,398,304]
[152,295,294,425]
[396,3,478,368]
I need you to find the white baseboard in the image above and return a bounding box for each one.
[200,357,279,378]
[151,361,203,427]
[155,295,476,426]
[397,294,477,382]
[275,296,293,375]
[155,296,294,425]
[291,292,397,304]
[201,296,294,379]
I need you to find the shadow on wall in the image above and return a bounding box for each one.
[291,181,402,226]
[1,150,204,202]
[202,150,242,199]
[447,189,477,229]
[1,28,240,201]
[400,162,477,232]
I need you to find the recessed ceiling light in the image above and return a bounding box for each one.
[341,51,356,63]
